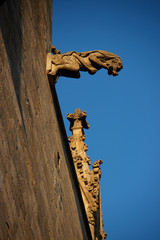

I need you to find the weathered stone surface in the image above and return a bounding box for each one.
[46,46,123,81]
[67,109,107,240]
[0,1,91,239]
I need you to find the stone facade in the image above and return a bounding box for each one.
[0,1,92,239]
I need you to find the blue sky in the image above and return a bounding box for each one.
[52,1,160,239]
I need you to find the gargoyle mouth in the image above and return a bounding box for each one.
[108,67,118,76]
[108,66,122,76]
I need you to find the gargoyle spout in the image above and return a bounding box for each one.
[46,46,123,81]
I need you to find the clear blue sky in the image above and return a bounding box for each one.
[52,1,160,239]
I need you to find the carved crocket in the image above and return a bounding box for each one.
[46,46,123,80]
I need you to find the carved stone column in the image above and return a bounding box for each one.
[67,109,107,240]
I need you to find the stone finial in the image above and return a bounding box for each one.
[46,47,123,82]
[67,109,107,240]
[67,108,89,131]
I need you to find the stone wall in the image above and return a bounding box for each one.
[0,1,91,239]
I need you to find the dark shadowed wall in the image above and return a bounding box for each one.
[0,0,91,239]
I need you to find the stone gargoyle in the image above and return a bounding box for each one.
[46,46,123,81]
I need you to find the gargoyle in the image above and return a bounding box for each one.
[46,46,123,81]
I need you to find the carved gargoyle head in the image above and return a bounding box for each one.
[107,57,123,76]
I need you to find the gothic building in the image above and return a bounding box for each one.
[0,1,122,239]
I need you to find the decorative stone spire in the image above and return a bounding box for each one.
[67,109,107,240]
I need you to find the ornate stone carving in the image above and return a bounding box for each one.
[87,201,99,225]
[47,45,123,81]
[67,108,107,239]
[99,230,107,240]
